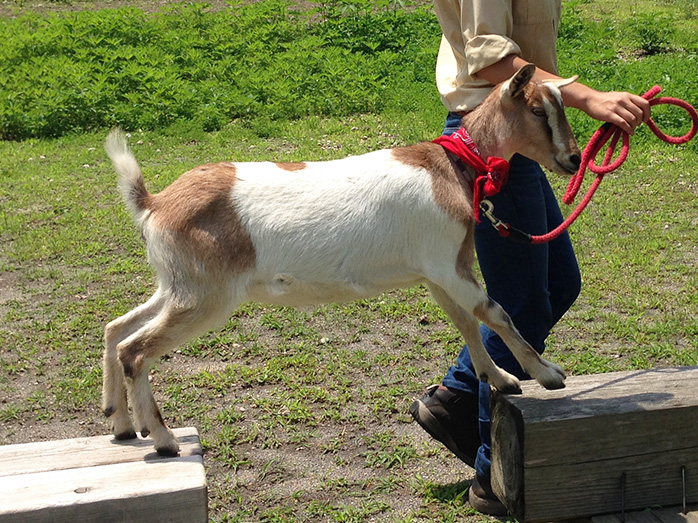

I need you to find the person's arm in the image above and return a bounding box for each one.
[475,54,651,135]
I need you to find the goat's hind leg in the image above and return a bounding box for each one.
[427,283,522,394]
[103,290,167,440]
[118,297,237,455]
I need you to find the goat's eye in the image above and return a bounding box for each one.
[531,107,546,118]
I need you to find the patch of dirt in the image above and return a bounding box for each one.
[0,270,21,307]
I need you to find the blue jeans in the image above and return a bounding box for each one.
[439,112,581,485]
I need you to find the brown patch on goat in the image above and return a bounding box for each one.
[391,143,477,279]
[118,337,145,379]
[128,173,153,212]
[473,297,512,329]
[148,163,256,275]
[275,162,307,171]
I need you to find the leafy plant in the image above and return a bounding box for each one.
[624,13,676,55]
[0,1,438,140]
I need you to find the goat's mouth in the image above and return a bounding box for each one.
[553,157,580,176]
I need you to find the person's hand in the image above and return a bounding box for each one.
[580,90,651,135]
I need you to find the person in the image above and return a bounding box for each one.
[410,0,651,516]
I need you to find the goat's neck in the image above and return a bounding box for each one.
[461,103,515,161]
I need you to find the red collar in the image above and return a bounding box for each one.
[433,128,509,222]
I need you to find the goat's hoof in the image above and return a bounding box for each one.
[534,360,567,390]
[541,378,566,390]
[140,426,150,438]
[111,415,137,440]
[487,371,522,394]
[114,429,137,440]
[155,442,180,457]
[498,382,523,395]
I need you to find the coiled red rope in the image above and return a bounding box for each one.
[528,86,698,244]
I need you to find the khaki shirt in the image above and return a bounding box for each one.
[434,0,562,112]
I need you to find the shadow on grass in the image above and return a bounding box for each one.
[425,479,471,503]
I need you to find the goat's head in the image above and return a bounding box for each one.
[493,64,582,176]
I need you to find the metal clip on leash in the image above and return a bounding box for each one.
[479,200,506,232]
[479,200,534,244]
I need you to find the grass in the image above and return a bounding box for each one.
[0,0,441,140]
[1,0,697,521]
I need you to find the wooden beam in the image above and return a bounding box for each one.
[0,427,207,523]
[491,366,698,522]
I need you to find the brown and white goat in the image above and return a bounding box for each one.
[103,64,581,456]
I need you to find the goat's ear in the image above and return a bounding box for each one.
[500,63,536,100]
[543,75,580,89]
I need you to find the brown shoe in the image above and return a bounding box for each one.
[409,385,480,467]
[468,475,508,516]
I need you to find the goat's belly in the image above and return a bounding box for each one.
[245,272,426,307]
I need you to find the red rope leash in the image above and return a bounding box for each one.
[529,86,698,244]
[480,86,698,244]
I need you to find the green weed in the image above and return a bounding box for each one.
[0,1,439,140]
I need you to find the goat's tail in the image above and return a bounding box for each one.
[105,128,151,219]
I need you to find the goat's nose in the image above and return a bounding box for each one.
[570,154,581,170]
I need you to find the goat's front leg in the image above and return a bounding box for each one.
[471,295,566,390]
[429,276,565,391]
[427,282,522,394]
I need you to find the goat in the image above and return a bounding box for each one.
[103,64,582,456]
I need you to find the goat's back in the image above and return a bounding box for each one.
[142,148,470,306]
[239,150,468,301]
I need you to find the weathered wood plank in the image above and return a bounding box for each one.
[508,367,698,423]
[625,511,663,523]
[590,515,623,523]
[491,392,525,516]
[0,455,207,523]
[523,446,698,521]
[0,427,207,523]
[493,366,698,438]
[491,366,698,522]
[524,406,698,467]
[0,427,201,477]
